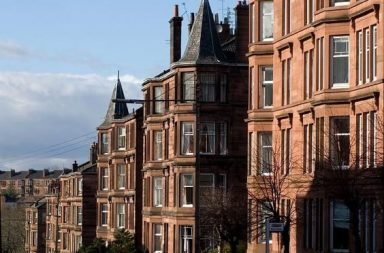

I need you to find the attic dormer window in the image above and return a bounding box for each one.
[182,72,195,103]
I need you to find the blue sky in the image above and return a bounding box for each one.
[0,0,238,170]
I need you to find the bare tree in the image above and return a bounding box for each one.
[248,133,303,253]
[1,201,25,253]
[199,183,247,253]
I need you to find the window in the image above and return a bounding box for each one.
[358,26,377,84]
[78,178,83,196]
[304,199,313,248]
[154,131,163,160]
[153,177,163,207]
[365,29,370,82]
[182,72,195,102]
[219,74,227,102]
[260,66,273,108]
[219,122,228,155]
[358,30,363,84]
[258,201,273,243]
[77,207,82,225]
[153,224,163,253]
[331,201,349,251]
[101,133,109,154]
[315,117,325,170]
[316,37,324,91]
[181,174,193,207]
[282,59,291,105]
[373,26,377,80]
[304,124,313,174]
[101,168,109,190]
[117,127,126,150]
[260,1,273,41]
[117,164,126,189]
[259,132,272,175]
[281,128,291,174]
[250,3,255,43]
[305,0,315,25]
[32,231,37,246]
[116,204,125,228]
[282,0,290,35]
[362,200,376,252]
[101,203,108,226]
[332,0,349,6]
[199,122,215,154]
[180,226,193,253]
[181,122,194,155]
[304,50,314,99]
[331,36,349,88]
[199,174,214,206]
[199,73,215,102]
[250,67,255,110]
[63,233,68,249]
[330,117,350,169]
[356,112,376,168]
[154,86,164,114]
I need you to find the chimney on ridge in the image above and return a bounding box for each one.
[169,5,183,64]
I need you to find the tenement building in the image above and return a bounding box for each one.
[25,198,46,253]
[141,1,249,253]
[96,75,143,246]
[247,0,384,252]
[58,157,97,253]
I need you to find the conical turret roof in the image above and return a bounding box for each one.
[177,0,226,65]
[100,73,129,126]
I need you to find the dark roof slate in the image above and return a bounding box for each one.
[176,0,226,65]
[100,75,129,127]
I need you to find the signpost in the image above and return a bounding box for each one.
[266,219,284,253]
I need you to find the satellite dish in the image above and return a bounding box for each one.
[216,24,223,33]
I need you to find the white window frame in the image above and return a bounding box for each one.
[154,86,164,114]
[117,164,126,190]
[332,0,350,7]
[373,26,377,80]
[331,36,349,88]
[154,131,163,160]
[101,168,109,191]
[153,177,163,207]
[153,224,163,253]
[261,66,273,108]
[358,30,363,84]
[180,226,193,253]
[117,127,126,150]
[181,122,194,155]
[101,203,108,226]
[101,133,109,154]
[77,206,82,225]
[116,203,125,229]
[365,29,370,82]
[181,174,194,207]
[260,1,274,41]
[259,132,272,175]
[182,72,195,102]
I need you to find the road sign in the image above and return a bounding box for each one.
[269,222,284,232]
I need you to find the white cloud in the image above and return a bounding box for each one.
[0,71,142,170]
[0,40,31,58]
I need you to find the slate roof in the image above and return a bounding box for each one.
[176,0,226,65]
[100,73,129,127]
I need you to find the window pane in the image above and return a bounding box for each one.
[183,72,195,102]
[182,123,194,155]
[154,86,164,114]
[199,122,215,154]
[199,73,215,102]
[261,1,274,41]
[333,201,350,250]
[332,36,349,86]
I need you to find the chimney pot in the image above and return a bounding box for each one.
[174,5,179,17]
[188,13,195,34]
[215,13,219,24]
[72,160,78,172]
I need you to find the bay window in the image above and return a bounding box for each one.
[153,177,163,207]
[182,72,195,102]
[330,117,350,169]
[181,122,194,155]
[261,66,273,108]
[331,36,349,88]
[181,174,193,207]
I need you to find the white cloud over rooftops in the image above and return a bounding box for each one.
[0,71,142,171]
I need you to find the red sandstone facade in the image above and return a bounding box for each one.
[141,1,249,253]
[247,0,384,252]
[96,79,143,246]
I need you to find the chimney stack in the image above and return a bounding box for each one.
[90,142,98,164]
[188,13,195,34]
[169,5,183,64]
[72,161,78,172]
